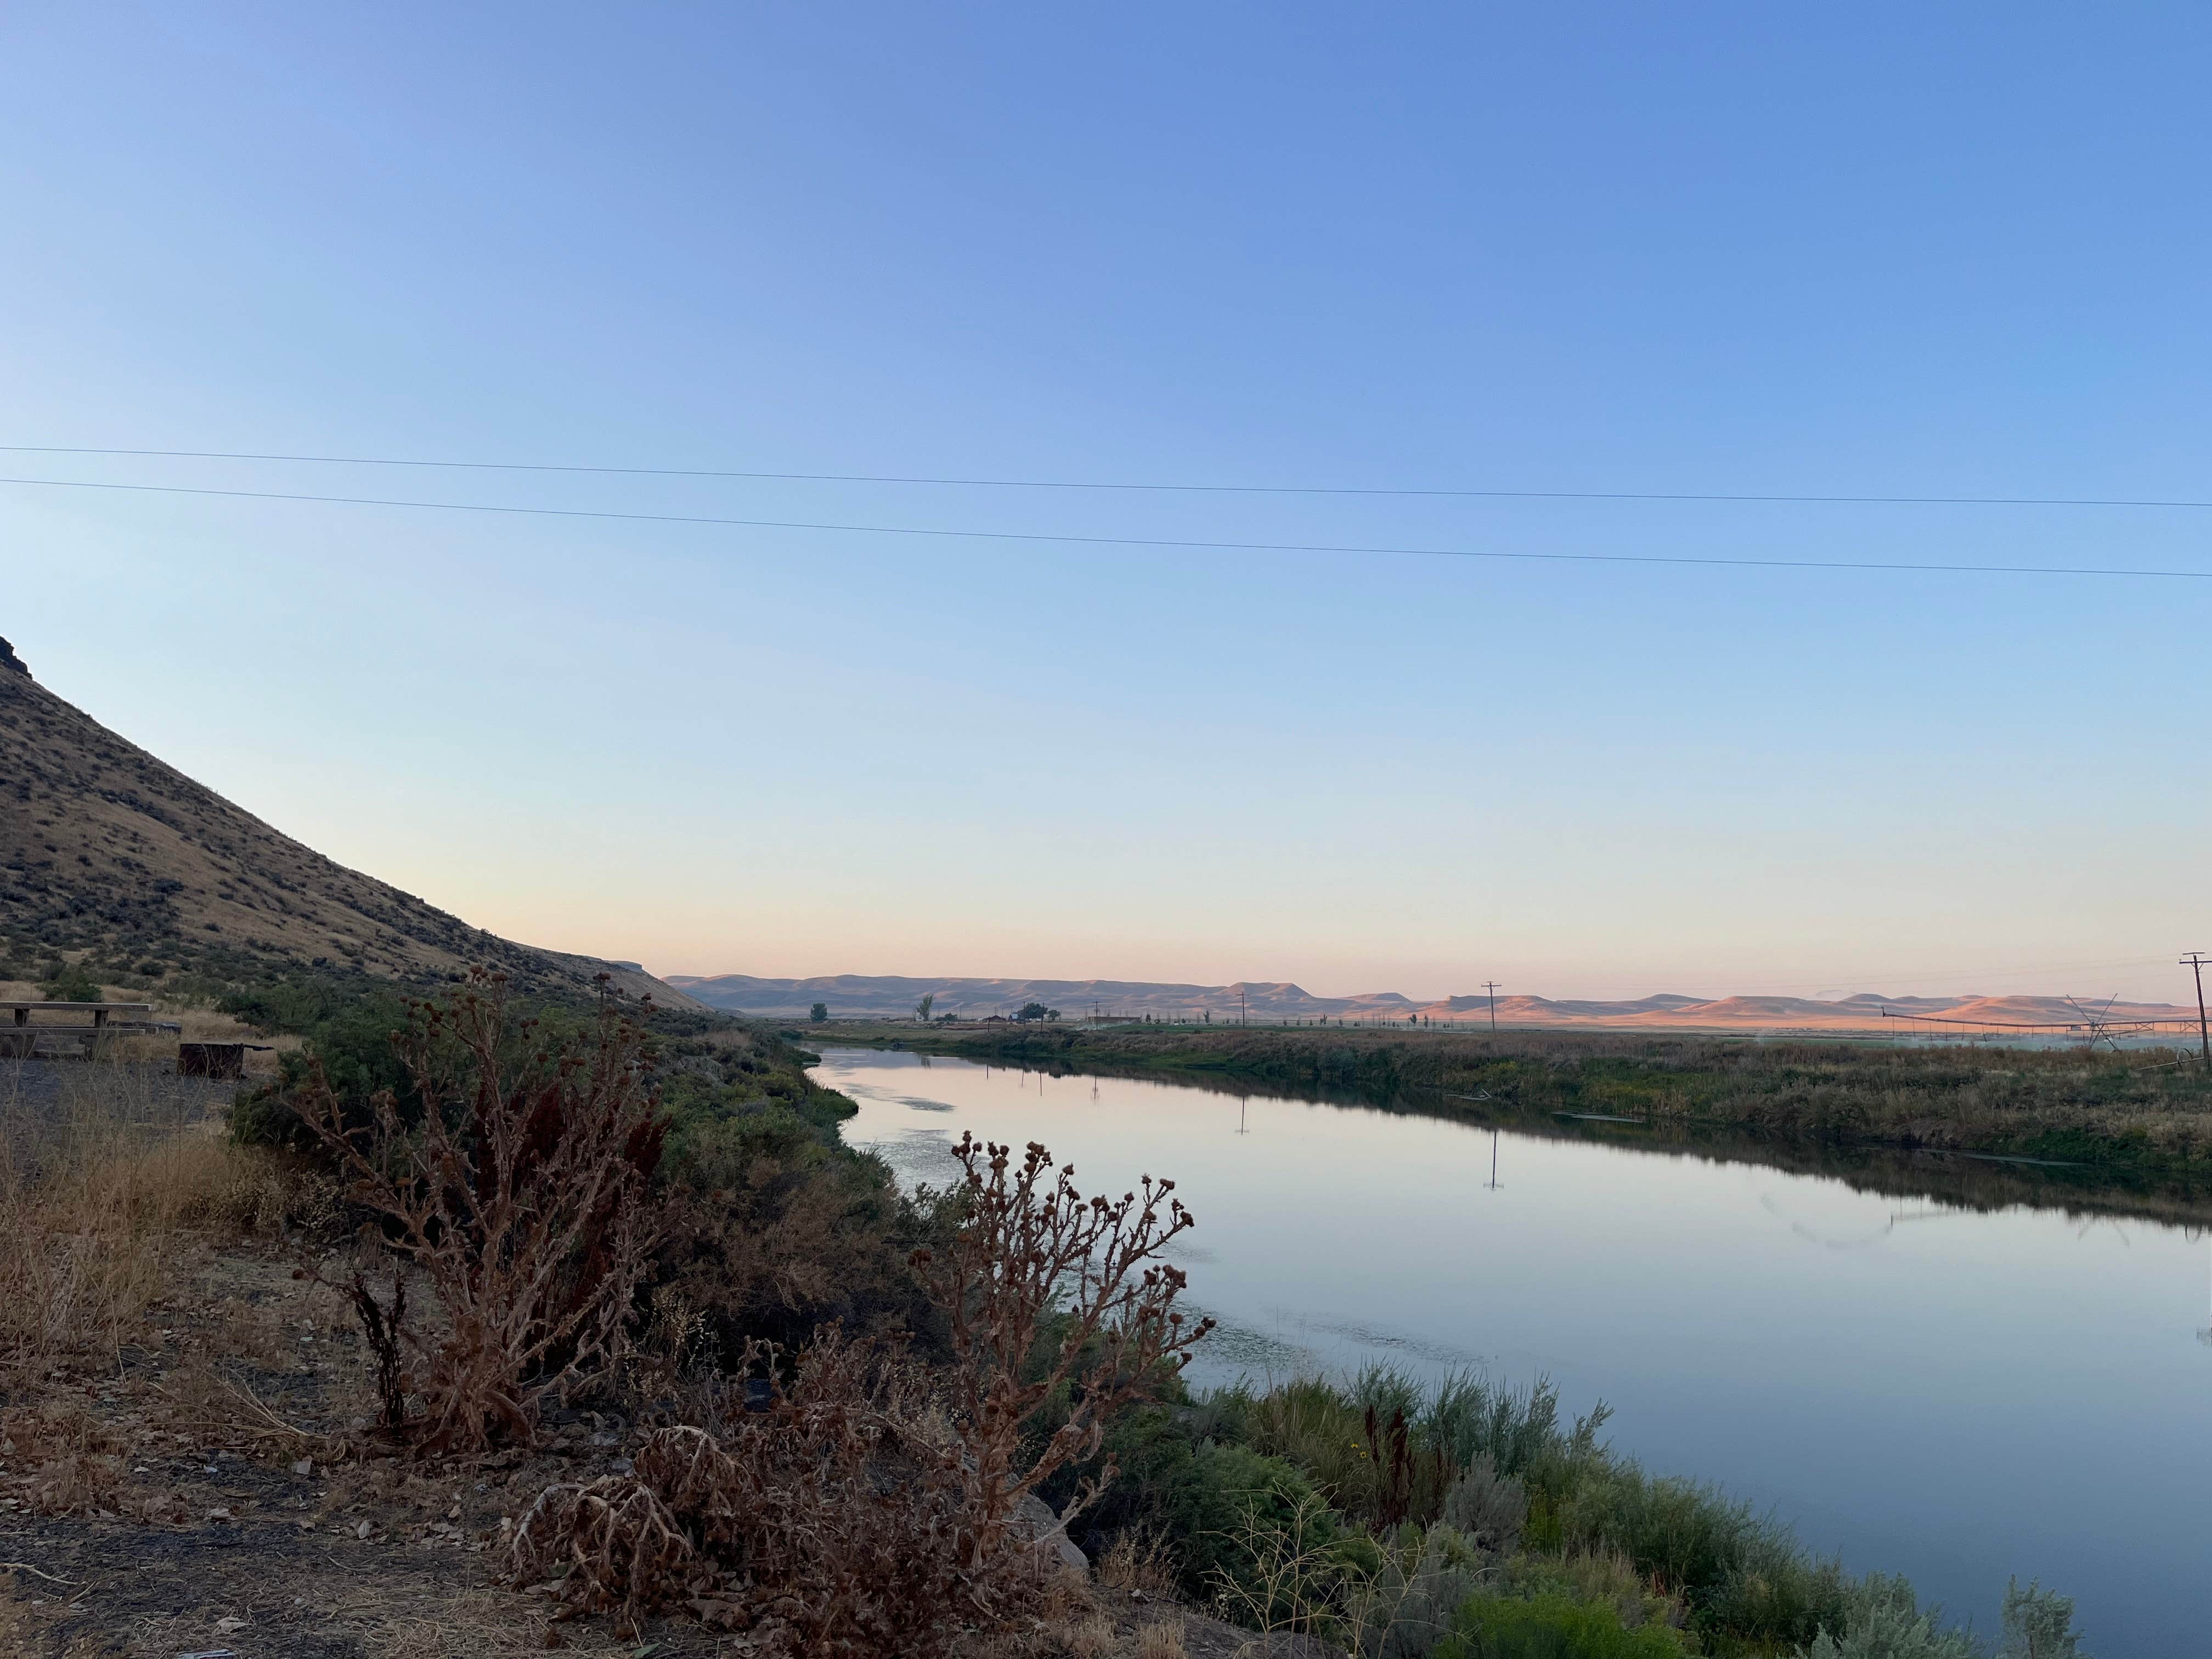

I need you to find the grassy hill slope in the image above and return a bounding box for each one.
[0,637,692,1005]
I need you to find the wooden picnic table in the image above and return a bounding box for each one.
[3,1000,156,1030]
[1,1000,166,1058]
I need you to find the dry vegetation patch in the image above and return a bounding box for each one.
[4,1004,1247,1658]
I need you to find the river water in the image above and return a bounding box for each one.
[818,1046,2209,1654]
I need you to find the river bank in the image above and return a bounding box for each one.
[799,1018,2212,1194]
[825,1044,2176,1652]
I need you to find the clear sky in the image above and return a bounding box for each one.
[4,5,2208,1003]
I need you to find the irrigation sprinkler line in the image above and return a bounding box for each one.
[1876,1007,2162,1034]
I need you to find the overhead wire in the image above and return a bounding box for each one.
[4,473,2209,580]
[7,443,2212,510]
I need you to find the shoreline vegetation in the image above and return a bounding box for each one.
[811,1018,2212,1211]
[2,967,2095,1657]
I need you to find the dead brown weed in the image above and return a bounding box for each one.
[514,1133,1212,1656]
[290,972,667,1455]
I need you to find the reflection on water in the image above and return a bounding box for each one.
[820,1047,2210,1655]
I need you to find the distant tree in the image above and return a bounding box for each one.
[916,991,936,1023]
[809,1001,829,1023]
[1015,1001,1056,1023]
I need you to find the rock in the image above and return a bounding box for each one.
[673,1055,727,1086]
[1014,1492,1088,1573]
[0,637,27,678]
[355,1520,373,1540]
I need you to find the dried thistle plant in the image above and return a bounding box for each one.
[291,970,668,1454]
[913,1133,1216,1566]
[515,1133,1214,1654]
[514,1331,967,1651]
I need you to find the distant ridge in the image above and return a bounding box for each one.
[0,640,697,1007]
[667,972,1413,1022]
[668,972,2203,1030]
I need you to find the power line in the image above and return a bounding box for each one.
[9,443,2212,512]
[5,473,2210,581]
[2183,952,2211,1075]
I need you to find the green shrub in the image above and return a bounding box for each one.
[1505,1552,1682,1640]
[1799,1571,1980,1658]
[229,987,416,1150]
[652,1108,936,1360]
[1084,1413,1371,1613]
[1445,1592,1688,1658]
[1549,1461,1848,1646]
[1178,1440,1344,1604]
[1419,1368,1608,1487]
[1349,1525,1494,1658]
[1999,1578,2085,1659]
[1241,1373,1385,1515]
[1214,1368,1853,1651]
[37,958,102,1002]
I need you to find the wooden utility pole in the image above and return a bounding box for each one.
[1483,981,1502,1033]
[2185,952,2212,1075]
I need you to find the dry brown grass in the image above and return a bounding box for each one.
[1062,1615,1123,1657]
[1097,1533,1182,1597]
[362,1589,659,1658]
[0,1395,193,1523]
[0,1059,294,1380]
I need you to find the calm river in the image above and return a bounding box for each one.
[819,1046,2209,1655]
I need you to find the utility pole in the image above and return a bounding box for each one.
[2186,952,2212,1076]
[1482,981,1501,1034]
[1240,986,1248,1026]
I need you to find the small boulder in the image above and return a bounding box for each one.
[1014,1492,1088,1573]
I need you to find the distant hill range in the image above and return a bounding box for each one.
[668,972,2204,1032]
[0,637,695,1007]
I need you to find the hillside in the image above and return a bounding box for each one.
[0,637,695,1005]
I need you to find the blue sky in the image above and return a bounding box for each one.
[4,4,2208,1000]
